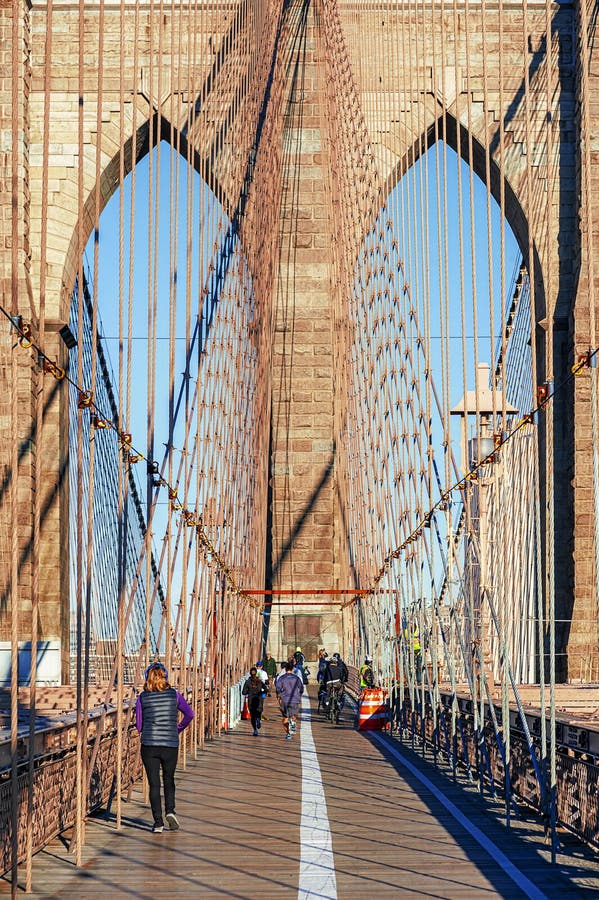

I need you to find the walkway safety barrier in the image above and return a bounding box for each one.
[358,688,389,731]
[228,678,245,727]
[221,692,228,730]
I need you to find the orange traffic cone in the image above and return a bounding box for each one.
[241,697,251,720]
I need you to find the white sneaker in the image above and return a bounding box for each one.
[166,813,180,831]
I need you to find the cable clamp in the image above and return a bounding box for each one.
[19,322,33,349]
[517,412,535,429]
[10,315,33,349]
[536,382,550,407]
[77,390,93,409]
[119,432,132,451]
[572,351,593,376]
[91,415,110,429]
[43,358,65,380]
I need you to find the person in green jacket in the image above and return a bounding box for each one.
[359,656,375,690]
[263,651,278,689]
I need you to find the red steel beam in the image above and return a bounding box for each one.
[244,588,374,595]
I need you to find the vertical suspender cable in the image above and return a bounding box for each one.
[438,0,459,749]
[463,0,487,799]
[148,0,161,672]
[167,0,178,679]
[192,0,204,754]
[154,0,169,675]
[544,0,558,863]
[480,0,512,825]
[74,0,86,865]
[126,0,144,705]
[578,0,599,689]
[123,0,143,799]
[81,0,106,849]
[10,2,21,892]
[521,0,550,847]
[115,0,127,832]
[181,0,194,752]
[497,0,518,831]
[451,0,483,787]
[26,0,53,887]
[145,0,156,694]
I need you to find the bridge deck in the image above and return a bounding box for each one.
[4,688,599,899]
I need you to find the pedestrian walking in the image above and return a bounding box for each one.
[263,651,277,686]
[256,660,270,689]
[292,646,308,684]
[276,660,304,740]
[135,662,194,833]
[242,666,266,736]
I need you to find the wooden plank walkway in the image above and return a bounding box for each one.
[3,687,599,898]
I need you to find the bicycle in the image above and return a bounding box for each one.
[325,682,344,724]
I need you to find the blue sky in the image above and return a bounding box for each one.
[78,137,522,633]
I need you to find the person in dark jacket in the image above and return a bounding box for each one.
[317,648,329,711]
[135,663,194,833]
[323,653,349,714]
[323,652,348,686]
[243,666,266,736]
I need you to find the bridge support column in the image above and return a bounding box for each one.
[0,0,71,683]
[266,1,343,667]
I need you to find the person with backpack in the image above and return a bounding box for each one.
[317,648,328,680]
[243,666,266,736]
[293,646,305,667]
[359,655,375,691]
[292,646,308,684]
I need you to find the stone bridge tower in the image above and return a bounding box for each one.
[0,0,597,679]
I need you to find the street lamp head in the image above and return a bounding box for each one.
[59,324,77,350]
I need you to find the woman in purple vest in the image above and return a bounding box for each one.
[135,663,194,833]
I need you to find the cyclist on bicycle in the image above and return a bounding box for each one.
[323,652,348,721]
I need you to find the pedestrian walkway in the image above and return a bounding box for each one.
[5,688,599,898]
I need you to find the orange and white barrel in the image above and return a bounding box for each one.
[357,688,388,731]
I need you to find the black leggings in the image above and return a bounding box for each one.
[141,744,178,826]
[249,695,264,729]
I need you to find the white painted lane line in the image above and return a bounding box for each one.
[298,692,338,900]
[371,732,548,900]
